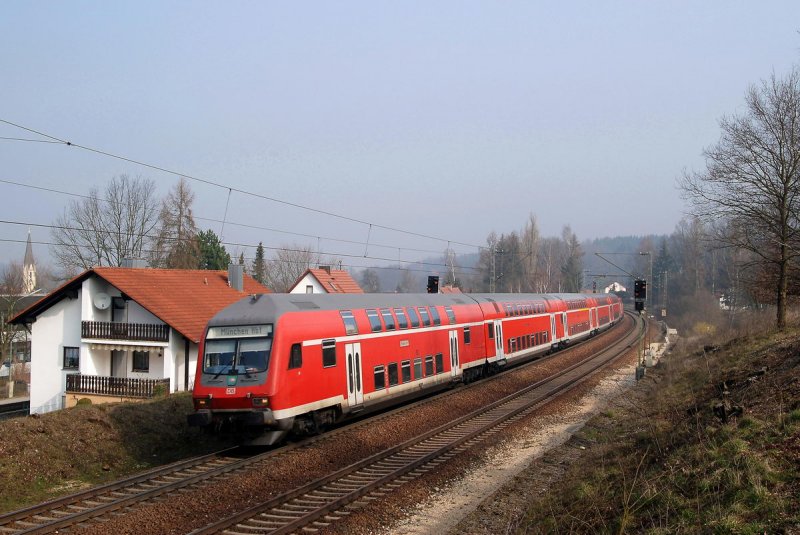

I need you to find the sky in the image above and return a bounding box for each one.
[2,2,799,274]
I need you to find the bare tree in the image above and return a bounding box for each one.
[560,226,583,292]
[1,262,25,363]
[264,244,320,292]
[150,177,200,269]
[680,68,800,329]
[520,214,541,292]
[51,175,160,273]
[360,268,381,293]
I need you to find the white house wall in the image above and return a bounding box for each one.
[168,334,199,392]
[290,274,325,294]
[29,292,82,414]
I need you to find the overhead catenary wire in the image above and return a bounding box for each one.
[0,177,472,256]
[0,218,481,273]
[0,118,483,250]
[0,236,470,276]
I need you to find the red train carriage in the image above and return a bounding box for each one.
[189,292,622,445]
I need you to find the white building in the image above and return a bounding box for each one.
[10,266,268,414]
[289,266,364,294]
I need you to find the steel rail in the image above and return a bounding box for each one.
[192,313,643,535]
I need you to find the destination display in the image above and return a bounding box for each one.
[206,324,273,339]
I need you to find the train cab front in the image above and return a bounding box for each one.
[188,323,288,445]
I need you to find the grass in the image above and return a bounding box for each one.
[514,317,800,533]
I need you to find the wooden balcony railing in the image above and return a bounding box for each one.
[66,374,170,399]
[81,321,169,342]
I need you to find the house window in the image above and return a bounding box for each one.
[63,347,79,369]
[305,285,313,294]
[132,350,150,372]
[288,343,302,369]
[322,339,336,367]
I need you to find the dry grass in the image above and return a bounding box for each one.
[513,311,800,533]
[0,393,234,512]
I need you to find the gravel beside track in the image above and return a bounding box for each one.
[73,318,632,535]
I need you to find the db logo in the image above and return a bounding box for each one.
[226,388,236,395]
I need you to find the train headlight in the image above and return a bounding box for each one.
[195,397,211,409]
[251,397,269,408]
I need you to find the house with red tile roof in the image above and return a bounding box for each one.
[9,266,269,414]
[289,266,364,294]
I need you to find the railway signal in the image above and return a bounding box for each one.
[634,279,646,311]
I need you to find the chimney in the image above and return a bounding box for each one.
[228,264,244,292]
[319,265,331,274]
[121,258,148,268]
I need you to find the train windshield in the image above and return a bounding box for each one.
[203,338,271,376]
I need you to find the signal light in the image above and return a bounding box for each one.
[427,275,439,294]
[634,279,646,300]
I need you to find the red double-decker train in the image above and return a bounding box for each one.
[188,292,623,445]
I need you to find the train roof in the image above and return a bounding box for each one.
[207,292,616,328]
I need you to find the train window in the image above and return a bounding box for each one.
[401,360,411,383]
[394,308,409,329]
[339,310,359,335]
[374,366,385,389]
[508,338,515,353]
[366,309,383,332]
[380,308,396,330]
[517,336,522,350]
[414,358,422,379]
[418,307,431,326]
[388,363,399,386]
[435,353,444,374]
[445,306,456,324]
[544,331,548,342]
[503,304,511,317]
[203,339,236,374]
[463,327,471,345]
[407,307,421,328]
[288,343,302,369]
[322,339,336,367]
[425,356,434,376]
[429,307,441,326]
[487,322,494,339]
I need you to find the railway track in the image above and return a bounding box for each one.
[0,314,639,534]
[191,312,643,535]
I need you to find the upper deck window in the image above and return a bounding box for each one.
[407,307,421,328]
[340,310,359,335]
[380,308,396,330]
[429,307,441,326]
[394,308,409,329]
[418,307,431,327]
[366,309,383,332]
[444,306,456,324]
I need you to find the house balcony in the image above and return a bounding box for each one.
[81,321,169,343]
[66,374,170,399]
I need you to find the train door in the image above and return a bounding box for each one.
[495,322,504,360]
[449,330,460,377]
[550,315,556,343]
[345,343,364,407]
[562,312,568,337]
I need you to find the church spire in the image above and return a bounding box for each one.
[23,230,37,294]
